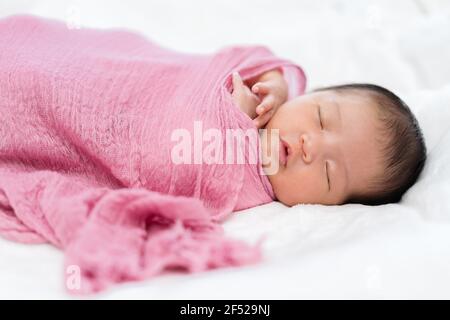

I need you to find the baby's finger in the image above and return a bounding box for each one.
[231,71,244,93]
[253,109,275,128]
[252,82,271,95]
[256,95,275,115]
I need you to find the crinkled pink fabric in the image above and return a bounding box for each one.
[0,15,306,294]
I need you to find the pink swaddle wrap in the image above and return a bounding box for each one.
[0,15,306,293]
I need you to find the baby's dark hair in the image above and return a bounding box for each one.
[314,83,427,205]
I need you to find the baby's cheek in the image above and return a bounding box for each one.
[279,167,325,204]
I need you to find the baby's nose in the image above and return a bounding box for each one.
[300,134,314,163]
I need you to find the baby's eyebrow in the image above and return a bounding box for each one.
[336,101,342,128]
[326,98,348,193]
[326,98,342,129]
[321,97,342,129]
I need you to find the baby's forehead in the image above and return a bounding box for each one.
[312,89,384,135]
[312,89,380,110]
[314,88,371,99]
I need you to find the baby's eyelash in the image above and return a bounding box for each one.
[325,161,331,191]
[318,106,323,129]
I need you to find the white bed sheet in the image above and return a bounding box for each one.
[0,0,449,299]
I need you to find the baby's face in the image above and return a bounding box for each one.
[261,90,384,206]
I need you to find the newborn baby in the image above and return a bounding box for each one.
[231,69,427,206]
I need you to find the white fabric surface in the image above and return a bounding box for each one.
[0,0,449,299]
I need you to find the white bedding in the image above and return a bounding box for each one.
[1,0,449,299]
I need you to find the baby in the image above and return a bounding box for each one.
[231,69,427,206]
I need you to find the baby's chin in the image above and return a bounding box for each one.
[269,181,296,207]
[261,157,291,204]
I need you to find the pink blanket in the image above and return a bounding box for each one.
[0,15,306,294]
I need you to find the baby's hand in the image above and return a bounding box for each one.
[250,69,289,128]
[231,72,261,121]
[231,70,289,128]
